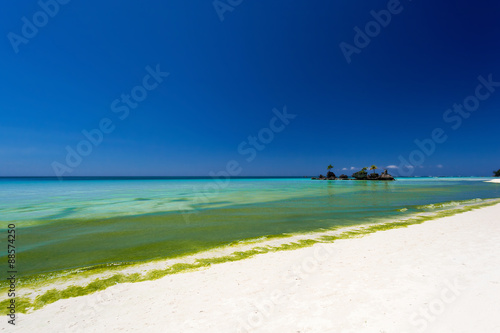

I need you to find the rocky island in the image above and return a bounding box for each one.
[312,164,395,181]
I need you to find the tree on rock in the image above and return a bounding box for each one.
[352,168,368,180]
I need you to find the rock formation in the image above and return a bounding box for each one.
[326,171,336,180]
[312,167,395,181]
[379,170,395,181]
[352,170,368,180]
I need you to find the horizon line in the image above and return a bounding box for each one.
[0,175,496,179]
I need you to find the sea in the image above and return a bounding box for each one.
[0,177,499,279]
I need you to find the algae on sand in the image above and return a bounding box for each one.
[3,199,499,315]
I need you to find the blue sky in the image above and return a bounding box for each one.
[1,0,500,177]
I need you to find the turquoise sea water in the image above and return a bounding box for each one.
[0,177,499,278]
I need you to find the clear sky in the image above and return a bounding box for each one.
[1,0,499,177]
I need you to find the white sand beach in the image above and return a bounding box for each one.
[5,202,500,333]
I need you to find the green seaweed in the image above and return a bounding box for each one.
[2,199,499,315]
[0,297,31,314]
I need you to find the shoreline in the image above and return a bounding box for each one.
[2,198,499,308]
[4,199,500,331]
[2,177,498,282]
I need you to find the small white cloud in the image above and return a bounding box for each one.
[437,164,443,168]
[342,167,347,171]
[350,166,357,170]
[386,165,398,169]
[406,165,414,169]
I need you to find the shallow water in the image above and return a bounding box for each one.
[0,177,499,277]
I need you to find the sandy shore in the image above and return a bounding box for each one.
[5,202,500,333]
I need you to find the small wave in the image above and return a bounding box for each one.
[170,198,189,202]
[416,198,483,210]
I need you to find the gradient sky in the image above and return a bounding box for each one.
[1,0,500,177]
